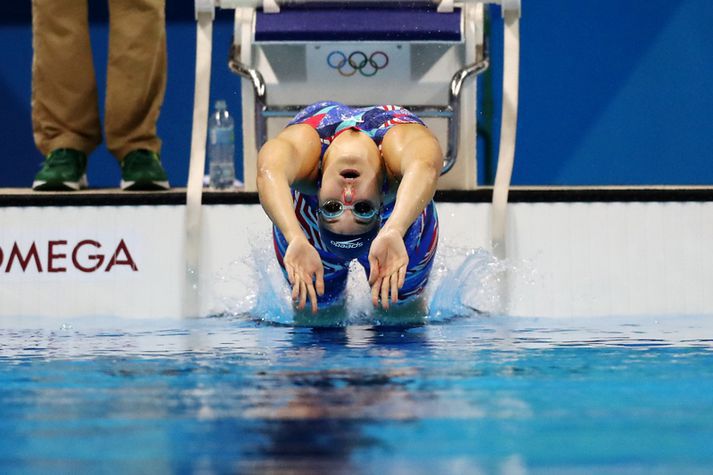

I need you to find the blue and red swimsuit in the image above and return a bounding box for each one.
[272,101,439,305]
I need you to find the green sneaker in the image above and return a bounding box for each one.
[32,148,88,191]
[120,149,170,191]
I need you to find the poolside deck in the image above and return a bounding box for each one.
[3,185,713,206]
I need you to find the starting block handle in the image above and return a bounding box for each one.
[228,44,269,151]
[443,47,489,175]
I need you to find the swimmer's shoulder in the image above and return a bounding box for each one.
[260,124,322,187]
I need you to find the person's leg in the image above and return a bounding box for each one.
[105,0,166,160]
[31,0,100,189]
[31,0,101,155]
[106,0,169,190]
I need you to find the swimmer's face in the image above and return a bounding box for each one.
[319,131,383,235]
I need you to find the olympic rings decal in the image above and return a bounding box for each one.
[327,50,389,77]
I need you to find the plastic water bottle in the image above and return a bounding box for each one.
[208,99,236,189]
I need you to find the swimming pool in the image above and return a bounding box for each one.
[2,314,713,473]
[2,188,713,472]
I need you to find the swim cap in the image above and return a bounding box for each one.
[318,225,380,260]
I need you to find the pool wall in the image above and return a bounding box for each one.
[1,188,711,320]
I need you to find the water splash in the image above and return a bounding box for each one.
[209,232,530,326]
[428,248,507,323]
[212,232,294,324]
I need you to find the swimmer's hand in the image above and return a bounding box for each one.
[368,227,408,310]
[284,236,325,313]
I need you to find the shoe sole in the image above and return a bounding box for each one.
[32,175,88,191]
[121,179,170,191]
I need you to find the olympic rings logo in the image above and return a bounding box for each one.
[326,50,389,77]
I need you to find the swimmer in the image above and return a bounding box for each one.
[257,101,441,313]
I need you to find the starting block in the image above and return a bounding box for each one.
[230,1,487,191]
[192,0,520,192]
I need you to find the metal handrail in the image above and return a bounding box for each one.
[228,43,489,175]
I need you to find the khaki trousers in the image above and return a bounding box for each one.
[31,0,166,161]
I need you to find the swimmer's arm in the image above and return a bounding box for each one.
[368,124,441,308]
[380,124,442,236]
[256,124,321,242]
[258,124,325,313]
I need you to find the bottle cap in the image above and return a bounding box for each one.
[215,99,227,110]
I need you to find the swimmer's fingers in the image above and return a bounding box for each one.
[291,274,300,301]
[380,275,391,310]
[297,280,307,310]
[371,277,382,307]
[390,272,399,305]
[315,267,325,297]
[306,279,319,314]
[398,265,406,289]
[368,254,379,286]
[286,265,296,285]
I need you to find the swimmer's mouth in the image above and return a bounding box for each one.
[340,170,360,179]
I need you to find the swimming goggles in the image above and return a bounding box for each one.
[318,199,379,222]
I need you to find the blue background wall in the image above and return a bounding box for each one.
[1,1,711,188]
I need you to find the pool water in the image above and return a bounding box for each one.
[2,315,713,474]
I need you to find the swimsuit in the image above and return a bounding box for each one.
[272,101,439,305]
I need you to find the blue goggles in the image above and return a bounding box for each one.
[318,199,379,222]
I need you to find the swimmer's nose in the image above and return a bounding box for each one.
[342,185,354,204]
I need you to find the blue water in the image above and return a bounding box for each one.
[2,315,713,474]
